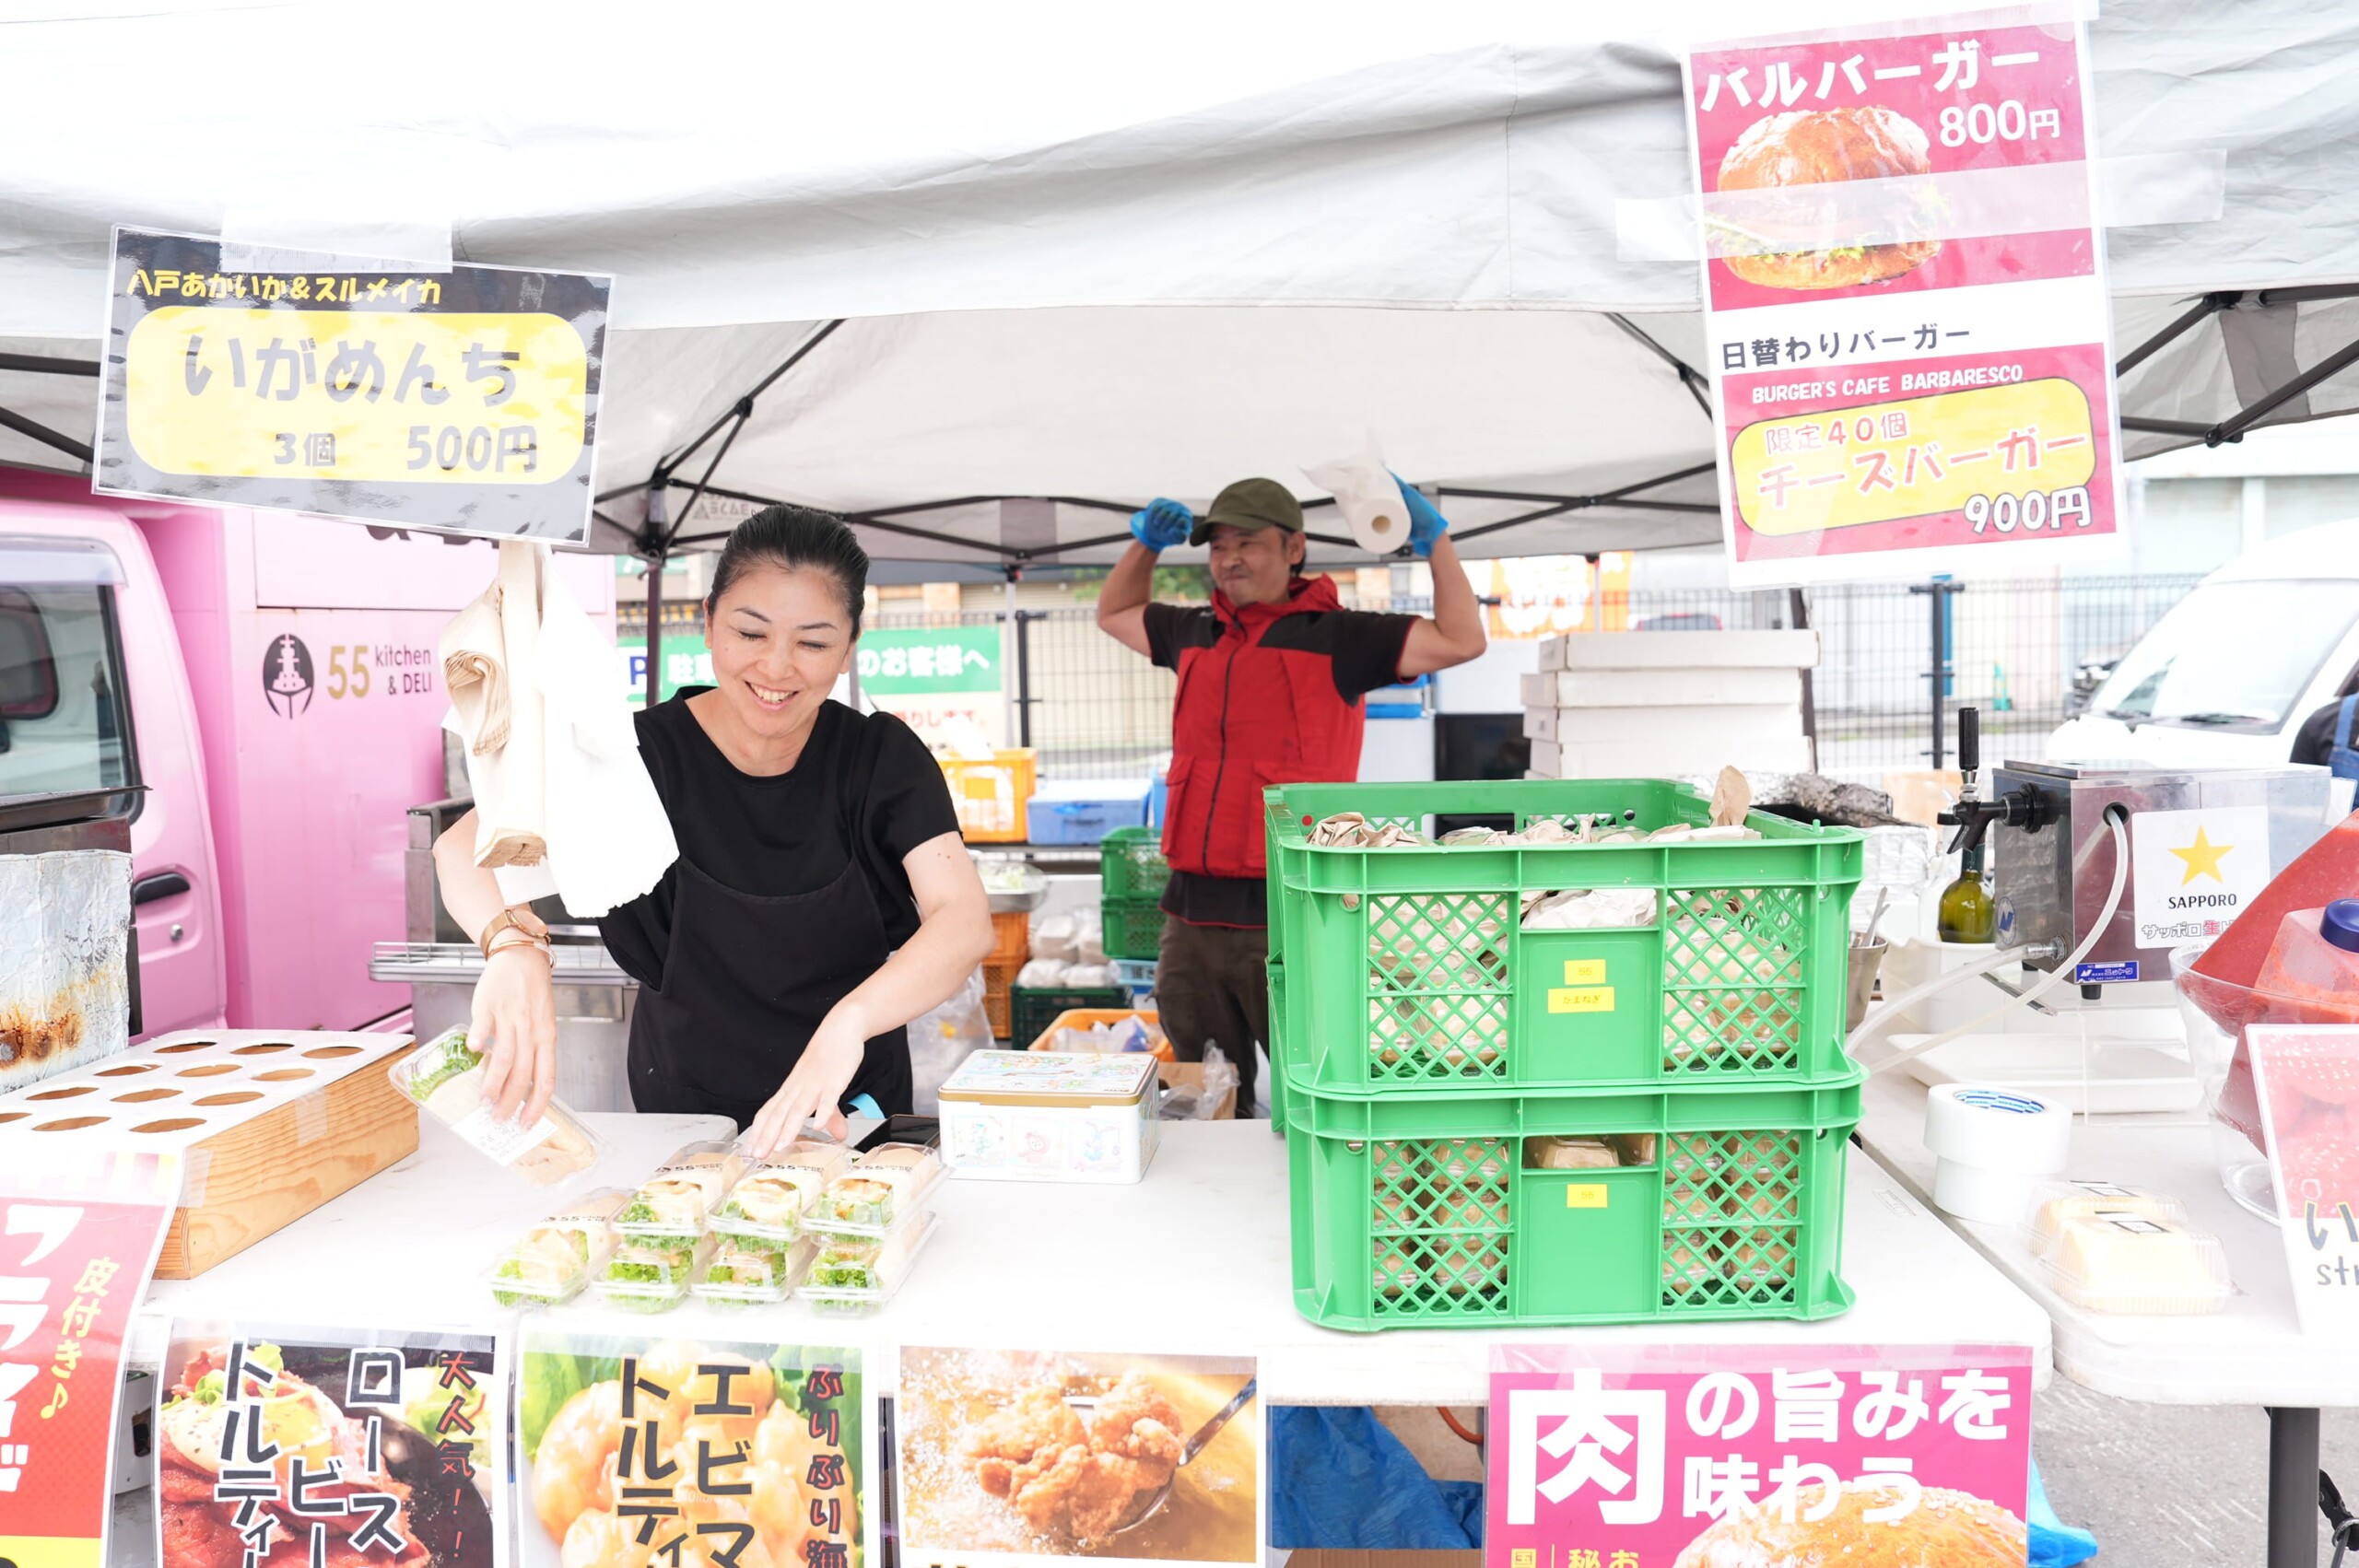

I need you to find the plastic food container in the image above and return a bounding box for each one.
[710,1141,851,1243]
[616,1141,751,1240]
[695,1235,817,1308]
[2025,1186,2232,1315]
[798,1210,937,1315]
[940,1051,1160,1184]
[391,1027,603,1187]
[804,1144,944,1236]
[487,1187,631,1308]
[592,1235,709,1314]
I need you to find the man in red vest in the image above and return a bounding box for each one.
[1097,476,1487,1115]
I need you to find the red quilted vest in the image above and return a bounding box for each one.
[1160,575,1367,881]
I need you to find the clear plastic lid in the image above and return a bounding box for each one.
[709,1142,852,1242]
[2035,1211,2234,1316]
[615,1141,753,1238]
[487,1187,631,1307]
[391,1026,604,1187]
[694,1235,817,1308]
[804,1144,945,1238]
[2027,1180,2193,1250]
[591,1235,710,1314]
[798,1210,938,1313]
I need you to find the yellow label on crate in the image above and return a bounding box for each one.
[1565,1184,1609,1209]
[1548,986,1616,1013]
[1562,959,1608,985]
[1731,377,2098,536]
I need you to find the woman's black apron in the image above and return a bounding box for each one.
[626,790,914,1129]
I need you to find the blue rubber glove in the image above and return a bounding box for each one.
[1130,497,1194,552]
[1392,474,1448,558]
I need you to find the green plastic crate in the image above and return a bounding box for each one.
[1101,896,1166,962]
[1011,985,1128,1051]
[1263,779,1862,1094]
[1285,1069,1860,1330]
[1101,825,1171,902]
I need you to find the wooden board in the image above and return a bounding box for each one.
[0,1029,419,1279]
[156,1045,417,1279]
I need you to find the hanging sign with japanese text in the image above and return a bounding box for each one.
[154,1320,506,1568]
[0,1151,177,1568]
[1486,1342,2033,1568]
[98,228,609,545]
[856,626,1003,696]
[517,1330,863,1568]
[1684,7,2125,586]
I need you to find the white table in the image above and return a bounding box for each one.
[136,1112,2048,1405]
[1857,1071,2337,1568]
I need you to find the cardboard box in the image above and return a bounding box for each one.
[1529,733,1814,778]
[1520,667,1803,709]
[1537,628,1819,672]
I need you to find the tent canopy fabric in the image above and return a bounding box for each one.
[1,0,2355,566]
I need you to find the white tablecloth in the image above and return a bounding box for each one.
[135,1111,2049,1404]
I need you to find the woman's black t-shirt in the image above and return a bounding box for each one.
[597,694,962,990]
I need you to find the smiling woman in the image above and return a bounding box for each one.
[433,507,995,1151]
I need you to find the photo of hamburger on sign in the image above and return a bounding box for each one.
[1714,105,1940,291]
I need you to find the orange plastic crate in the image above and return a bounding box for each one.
[942,749,1037,843]
[1025,1007,1176,1062]
[988,909,1031,967]
[981,959,1018,1039]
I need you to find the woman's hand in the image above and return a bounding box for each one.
[748,1003,869,1156]
[472,944,557,1124]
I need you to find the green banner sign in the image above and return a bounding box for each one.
[855,626,1000,695]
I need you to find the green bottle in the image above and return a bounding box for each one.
[1939,840,1996,943]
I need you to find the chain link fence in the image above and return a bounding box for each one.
[835,572,2208,786]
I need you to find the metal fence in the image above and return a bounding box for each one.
[852,572,2204,788]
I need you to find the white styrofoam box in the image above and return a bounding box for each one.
[1528,734,1815,778]
[1358,714,1437,782]
[1536,629,1819,672]
[1432,635,1539,713]
[1520,667,1804,710]
[939,1050,1159,1184]
[1524,703,1803,747]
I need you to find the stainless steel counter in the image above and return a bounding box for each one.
[368,941,638,1111]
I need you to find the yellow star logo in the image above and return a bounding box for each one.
[2170,825,2236,885]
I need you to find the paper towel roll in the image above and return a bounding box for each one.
[1304,434,1408,555]
[1923,1084,2072,1224]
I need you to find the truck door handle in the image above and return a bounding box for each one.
[132,872,191,907]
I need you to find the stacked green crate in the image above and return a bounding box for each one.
[1263,778,1865,1331]
[1099,825,1169,961]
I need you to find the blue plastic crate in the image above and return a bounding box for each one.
[1027,778,1153,845]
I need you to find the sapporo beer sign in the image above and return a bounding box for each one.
[98,228,610,544]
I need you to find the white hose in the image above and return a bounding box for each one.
[1850,807,2132,1076]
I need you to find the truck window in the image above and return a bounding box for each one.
[0,582,132,799]
[2092,578,2359,731]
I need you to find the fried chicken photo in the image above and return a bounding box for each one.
[960,1373,1188,1547]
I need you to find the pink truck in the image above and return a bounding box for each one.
[0,465,614,1037]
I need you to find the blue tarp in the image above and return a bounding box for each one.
[1270,1406,1483,1550]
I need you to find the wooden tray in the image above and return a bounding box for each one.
[0,1030,417,1278]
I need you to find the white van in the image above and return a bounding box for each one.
[2048,518,2359,767]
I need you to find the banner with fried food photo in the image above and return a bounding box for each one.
[154,1320,505,1568]
[896,1347,1260,1568]
[515,1332,863,1568]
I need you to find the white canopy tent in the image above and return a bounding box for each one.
[1,0,2355,573]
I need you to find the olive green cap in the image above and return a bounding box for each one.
[1190,477,1304,546]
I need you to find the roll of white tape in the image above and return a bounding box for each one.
[1924,1084,2072,1224]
